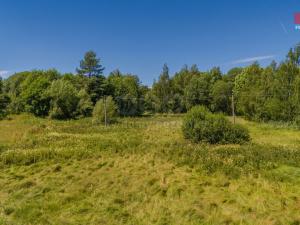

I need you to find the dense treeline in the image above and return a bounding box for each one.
[1,45,300,122]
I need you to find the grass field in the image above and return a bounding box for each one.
[0,114,300,225]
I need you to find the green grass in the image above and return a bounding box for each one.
[0,114,300,224]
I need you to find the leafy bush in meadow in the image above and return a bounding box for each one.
[0,94,10,119]
[76,89,93,117]
[93,96,118,124]
[182,106,250,144]
[48,80,79,119]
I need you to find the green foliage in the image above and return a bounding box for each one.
[87,75,109,104]
[108,71,144,116]
[232,48,300,123]
[2,46,300,224]
[93,96,118,124]
[0,95,10,119]
[209,66,222,84]
[3,71,29,113]
[61,73,89,91]
[48,80,79,119]
[144,91,157,113]
[76,51,109,105]
[6,95,24,114]
[293,115,300,129]
[168,93,184,113]
[262,98,286,121]
[170,65,201,113]
[182,106,250,144]
[3,71,28,97]
[151,64,173,113]
[210,80,232,114]
[2,45,300,123]
[223,67,243,82]
[20,70,59,117]
[287,44,300,65]
[77,89,93,117]
[184,74,211,110]
[76,51,105,77]
[0,77,3,92]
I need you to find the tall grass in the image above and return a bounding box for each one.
[1,115,300,177]
[0,114,300,224]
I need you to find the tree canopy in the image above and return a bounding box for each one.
[2,46,300,123]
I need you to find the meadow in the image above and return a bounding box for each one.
[0,114,300,225]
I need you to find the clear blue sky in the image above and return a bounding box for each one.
[0,0,299,85]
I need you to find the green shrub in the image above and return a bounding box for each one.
[19,70,59,117]
[77,89,93,117]
[48,80,79,119]
[294,115,300,129]
[93,96,118,124]
[7,95,24,114]
[182,106,250,144]
[0,94,10,119]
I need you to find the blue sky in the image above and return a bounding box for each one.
[0,0,299,85]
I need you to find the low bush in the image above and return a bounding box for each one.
[182,106,250,144]
[0,94,10,119]
[48,80,79,119]
[77,89,93,117]
[93,96,118,124]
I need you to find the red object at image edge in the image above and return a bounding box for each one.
[295,13,300,24]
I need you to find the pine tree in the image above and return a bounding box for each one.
[76,51,105,77]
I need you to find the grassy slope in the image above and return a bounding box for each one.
[0,115,300,225]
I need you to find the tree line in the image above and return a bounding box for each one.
[1,44,300,123]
